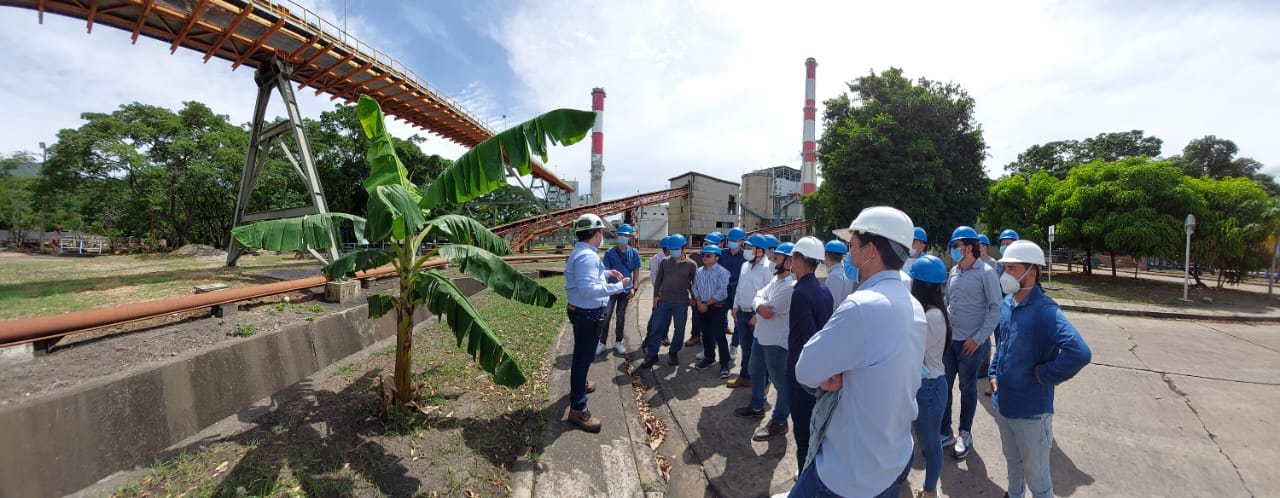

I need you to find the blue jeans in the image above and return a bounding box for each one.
[749,341,789,422]
[567,306,605,412]
[644,300,688,356]
[790,379,817,474]
[913,376,947,492]
[734,310,755,377]
[996,412,1055,498]
[788,456,911,498]
[697,305,730,366]
[942,339,990,437]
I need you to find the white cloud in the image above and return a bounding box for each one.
[492,0,1280,200]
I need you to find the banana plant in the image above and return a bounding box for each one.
[232,95,595,407]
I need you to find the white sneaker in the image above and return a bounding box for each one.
[729,346,738,360]
[695,351,706,360]
[595,343,607,356]
[614,342,626,354]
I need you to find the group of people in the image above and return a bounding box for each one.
[562,207,1092,498]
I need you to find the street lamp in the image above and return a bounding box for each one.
[1183,214,1196,302]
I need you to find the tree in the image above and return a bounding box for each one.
[1041,157,1204,278]
[982,170,1059,243]
[812,67,988,242]
[0,152,38,243]
[232,96,595,408]
[1187,177,1275,288]
[1004,130,1162,178]
[1180,135,1240,178]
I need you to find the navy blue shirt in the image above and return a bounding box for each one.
[719,248,746,283]
[788,273,835,381]
[603,245,642,292]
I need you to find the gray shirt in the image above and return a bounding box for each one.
[944,258,1002,345]
[654,257,697,304]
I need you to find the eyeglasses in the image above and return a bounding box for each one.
[701,254,716,258]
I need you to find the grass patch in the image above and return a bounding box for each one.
[231,324,258,337]
[115,275,569,497]
[1044,270,1276,310]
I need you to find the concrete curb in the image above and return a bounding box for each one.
[1060,303,1280,323]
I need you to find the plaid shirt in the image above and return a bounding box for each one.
[692,263,730,304]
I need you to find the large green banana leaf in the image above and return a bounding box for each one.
[231,212,367,252]
[365,184,427,242]
[419,109,596,211]
[323,248,394,280]
[357,95,416,197]
[412,268,526,387]
[437,244,556,307]
[426,214,511,256]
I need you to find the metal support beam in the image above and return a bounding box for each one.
[227,57,336,266]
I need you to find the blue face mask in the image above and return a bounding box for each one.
[728,241,739,251]
[673,249,683,259]
[999,245,1007,255]
[950,247,964,263]
[909,248,922,258]
[843,251,860,283]
[618,236,629,246]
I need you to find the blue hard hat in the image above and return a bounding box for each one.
[701,245,722,256]
[775,242,795,256]
[998,229,1020,242]
[659,235,672,249]
[914,227,927,243]
[762,235,780,249]
[950,226,979,244]
[746,233,767,248]
[727,227,747,241]
[668,233,687,249]
[978,234,991,246]
[705,231,724,245]
[908,255,948,284]
[824,240,848,254]
[617,224,634,235]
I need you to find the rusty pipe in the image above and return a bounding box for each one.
[0,260,446,348]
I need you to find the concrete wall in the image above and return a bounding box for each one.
[0,277,494,498]
[668,173,740,244]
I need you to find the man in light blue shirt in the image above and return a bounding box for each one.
[941,226,1003,459]
[563,214,629,433]
[692,245,732,378]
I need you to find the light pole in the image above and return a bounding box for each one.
[1183,214,1196,302]
[1047,224,1055,285]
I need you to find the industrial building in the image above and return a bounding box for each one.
[667,172,740,245]
[740,165,805,232]
[635,205,668,243]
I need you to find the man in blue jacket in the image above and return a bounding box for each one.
[990,240,1092,498]
[601,223,642,355]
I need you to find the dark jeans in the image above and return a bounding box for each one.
[695,305,730,366]
[597,292,629,343]
[790,379,817,474]
[567,306,605,412]
[725,282,738,344]
[788,455,912,498]
[734,310,755,377]
[644,300,688,356]
[942,338,991,436]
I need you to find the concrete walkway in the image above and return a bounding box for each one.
[530,273,1280,497]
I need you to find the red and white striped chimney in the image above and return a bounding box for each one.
[801,58,817,195]
[590,87,606,205]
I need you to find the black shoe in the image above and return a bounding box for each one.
[752,420,788,441]
[695,358,716,370]
[667,351,680,366]
[719,368,731,379]
[661,337,671,346]
[639,355,659,369]
[734,406,766,419]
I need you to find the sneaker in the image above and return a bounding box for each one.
[639,355,659,369]
[752,420,788,441]
[734,406,766,419]
[667,351,680,366]
[726,376,752,388]
[719,368,731,379]
[695,358,716,370]
[615,342,626,355]
[595,342,607,356]
[695,351,706,360]
[954,430,972,459]
[729,346,738,360]
[567,409,602,433]
[940,432,956,447]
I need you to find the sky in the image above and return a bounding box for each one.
[2,0,1278,202]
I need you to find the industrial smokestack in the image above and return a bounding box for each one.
[590,87,606,205]
[801,58,817,195]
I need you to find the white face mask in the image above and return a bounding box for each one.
[1000,269,1030,294]
[743,249,755,260]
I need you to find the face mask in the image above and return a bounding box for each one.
[673,249,683,259]
[1000,270,1030,294]
[910,248,922,258]
[950,247,964,263]
[999,245,1008,255]
[618,236,629,246]
[743,249,755,260]
[728,241,739,251]
[843,248,861,283]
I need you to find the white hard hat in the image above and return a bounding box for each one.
[999,240,1046,266]
[573,213,606,232]
[791,236,826,261]
[832,206,914,250]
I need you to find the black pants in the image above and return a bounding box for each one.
[790,379,818,474]
[695,305,730,366]
[597,292,629,343]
